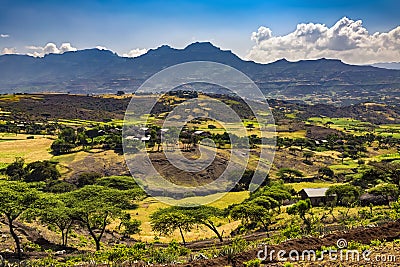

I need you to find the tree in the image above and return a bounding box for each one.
[51,139,75,155]
[59,127,77,144]
[340,151,350,164]
[230,196,278,234]
[4,157,27,181]
[85,128,101,144]
[77,131,89,149]
[250,183,292,212]
[75,172,102,188]
[118,213,141,237]
[287,199,313,233]
[353,168,385,189]
[303,151,315,164]
[318,167,335,180]
[368,183,399,207]
[184,206,225,242]
[392,198,400,219]
[326,184,361,207]
[277,168,304,182]
[229,182,289,234]
[36,195,74,247]
[293,138,307,151]
[0,181,40,258]
[65,185,142,250]
[44,180,76,193]
[24,160,60,182]
[150,207,195,245]
[230,202,267,228]
[95,176,139,191]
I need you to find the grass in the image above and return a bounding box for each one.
[289,182,344,192]
[374,152,400,161]
[329,159,359,174]
[307,117,373,136]
[0,134,53,164]
[374,124,400,138]
[130,191,249,242]
[278,130,307,138]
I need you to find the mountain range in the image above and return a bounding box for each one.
[0,42,399,105]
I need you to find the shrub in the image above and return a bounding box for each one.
[244,259,261,267]
[281,223,302,239]
[76,172,102,188]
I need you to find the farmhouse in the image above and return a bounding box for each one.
[298,188,334,206]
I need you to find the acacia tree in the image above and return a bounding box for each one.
[65,185,142,250]
[318,167,335,180]
[326,184,361,207]
[230,196,279,234]
[24,160,60,182]
[277,168,304,182]
[150,207,195,245]
[118,213,141,237]
[255,186,292,212]
[0,181,40,258]
[287,199,313,233]
[184,206,225,242]
[369,183,399,207]
[4,157,27,181]
[36,194,74,247]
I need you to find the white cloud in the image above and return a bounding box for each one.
[26,42,77,57]
[42,43,60,54]
[247,17,400,64]
[95,45,108,50]
[59,43,77,53]
[0,34,9,38]
[1,47,17,54]
[123,48,148,58]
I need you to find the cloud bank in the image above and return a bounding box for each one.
[122,48,148,58]
[26,42,77,57]
[247,17,400,65]
[1,47,16,54]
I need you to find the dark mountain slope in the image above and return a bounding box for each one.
[0,42,399,105]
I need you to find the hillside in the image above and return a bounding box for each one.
[1,42,400,105]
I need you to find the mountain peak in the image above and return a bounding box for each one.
[184,42,221,52]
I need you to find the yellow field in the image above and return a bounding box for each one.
[278,130,307,138]
[0,134,53,163]
[130,191,249,242]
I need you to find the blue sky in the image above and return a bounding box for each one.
[0,0,399,63]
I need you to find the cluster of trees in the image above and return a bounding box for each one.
[0,121,59,135]
[229,183,291,234]
[150,182,293,243]
[278,132,400,163]
[0,164,145,258]
[51,126,123,155]
[325,161,400,208]
[2,158,61,187]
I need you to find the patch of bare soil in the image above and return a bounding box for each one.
[186,220,400,267]
[305,125,344,140]
[271,149,335,177]
[147,149,230,187]
[68,150,130,179]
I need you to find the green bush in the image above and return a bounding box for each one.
[281,223,302,239]
[244,258,261,267]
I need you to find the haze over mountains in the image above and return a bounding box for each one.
[0,42,399,105]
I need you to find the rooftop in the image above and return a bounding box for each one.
[300,188,329,198]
